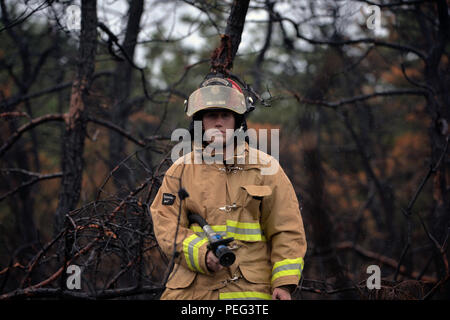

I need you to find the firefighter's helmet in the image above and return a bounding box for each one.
[184,75,252,117]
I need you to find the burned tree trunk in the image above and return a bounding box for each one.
[54,0,98,232]
[108,0,145,192]
[210,0,250,74]
[298,53,357,298]
[420,0,450,286]
[0,0,42,248]
[423,0,450,240]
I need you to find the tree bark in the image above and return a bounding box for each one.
[108,0,145,192]
[54,0,98,233]
[299,52,357,299]
[420,1,450,284]
[424,0,450,239]
[0,0,47,247]
[210,0,250,73]
[251,0,274,92]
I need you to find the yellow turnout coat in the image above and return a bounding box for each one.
[150,142,307,300]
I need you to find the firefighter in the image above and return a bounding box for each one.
[150,74,307,300]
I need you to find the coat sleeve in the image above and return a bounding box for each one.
[261,159,307,290]
[150,161,210,275]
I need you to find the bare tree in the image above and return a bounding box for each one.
[54,0,98,233]
[1,0,448,300]
[210,0,250,74]
[108,0,145,192]
[274,0,449,298]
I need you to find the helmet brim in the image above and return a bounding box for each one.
[186,86,246,117]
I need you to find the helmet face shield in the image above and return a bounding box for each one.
[186,86,246,117]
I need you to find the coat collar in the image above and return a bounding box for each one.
[191,140,249,166]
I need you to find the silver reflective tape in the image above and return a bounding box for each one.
[226,226,263,235]
[272,263,301,276]
[187,236,203,270]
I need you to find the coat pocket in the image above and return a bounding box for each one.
[236,241,271,285]
[239,263,271,285]
[165,264,196,289]
[241,185,272,199]
[239,185,272,220]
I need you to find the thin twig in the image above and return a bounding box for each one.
[0,172,63,202]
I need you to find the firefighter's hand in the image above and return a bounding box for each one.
[206,250,223,272]
[272,287,291,300]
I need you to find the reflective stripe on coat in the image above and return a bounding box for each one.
[150,142,307,299]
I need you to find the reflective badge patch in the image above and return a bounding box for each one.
[162,193,176,205]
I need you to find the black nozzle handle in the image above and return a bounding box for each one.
[188,213,236,267]
[187,213,207,228]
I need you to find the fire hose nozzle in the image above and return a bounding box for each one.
[188,213,236,267]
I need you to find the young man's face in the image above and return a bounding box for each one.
[202,110,236,146]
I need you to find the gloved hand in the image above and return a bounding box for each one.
[272,286,294,300]
[206,250,223,272]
